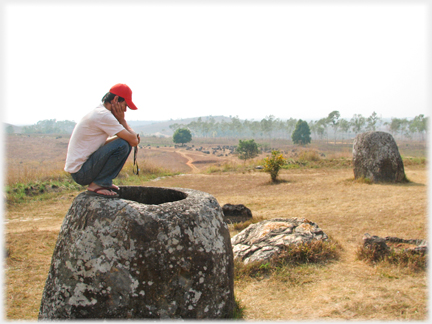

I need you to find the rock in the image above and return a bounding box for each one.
[222,204,252,224]
[362,233,428,256]
[362,233,389,254]
[384,236,428,255]
[353,131,407,183]
[39,186,234,319]
[231,218,328,264]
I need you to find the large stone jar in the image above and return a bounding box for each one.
[38,186,235,319]
[353,131,406,183]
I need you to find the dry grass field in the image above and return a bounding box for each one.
[3,134,428,320]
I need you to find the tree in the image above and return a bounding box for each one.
[237,139,259,162]
[366,111,381,131]
[338,119,351,143]
[291,119,311,145]
[6,125,14,134]
[350,114,366,134]
[326,110,340,144]
[387,118,403,139]
[316,118,329,141]
[260,115,275,139]
[22,119,76,134]
[169,123,184,133]
[172,128,192,146]
[285,118,297,140]
[263,150,286,182]
[410,114,428,141]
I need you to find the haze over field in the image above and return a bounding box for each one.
[3,1,429,126]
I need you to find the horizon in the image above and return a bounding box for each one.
[4,113,428,127]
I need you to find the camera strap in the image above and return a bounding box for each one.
[133,146,139,176]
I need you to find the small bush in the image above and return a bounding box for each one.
[263,150,287,182]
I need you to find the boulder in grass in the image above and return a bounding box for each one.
[353,131,407,183]
[363,233,428,256]
[222,204,252,224]
[231,218,328,264]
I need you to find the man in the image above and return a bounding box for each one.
[64,83,140,198]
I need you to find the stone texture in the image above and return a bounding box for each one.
[362,233,389,254]
[352,131,407,183]
[222,204,252,224]
[363,233,428,255]
[38,186,234,319]
[231,218,328,264]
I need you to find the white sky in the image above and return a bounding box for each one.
[2,1,430,125]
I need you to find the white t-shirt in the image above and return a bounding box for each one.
[64,104,125,173]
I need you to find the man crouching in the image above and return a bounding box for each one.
[64,83,140,198]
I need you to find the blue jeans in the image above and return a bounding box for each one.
[71,138,132,188]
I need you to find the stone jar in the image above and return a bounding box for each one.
[38,186,234,319]
[352,131,407,183]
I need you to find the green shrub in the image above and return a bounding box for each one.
[263,150,287,182]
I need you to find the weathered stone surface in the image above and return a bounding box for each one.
[362,233,389,254]
[231,218,328,264]
[362,233,428,255]
[352,131,407,183]
[39,186,234,319]
[222,204,252,224]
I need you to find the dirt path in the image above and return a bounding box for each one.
[175,150,199,172]
[154,146,227,172]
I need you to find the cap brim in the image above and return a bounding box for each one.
[126,99,138,110]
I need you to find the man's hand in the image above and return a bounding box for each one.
[110,95,139,147]
[111,96,125,123]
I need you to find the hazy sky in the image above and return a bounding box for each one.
[2,0,430,125]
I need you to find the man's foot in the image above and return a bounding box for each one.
[88,184,118,196]
[109,184,120,191]
[87,187,119,198]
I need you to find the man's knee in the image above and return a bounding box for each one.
[117,138,132,155]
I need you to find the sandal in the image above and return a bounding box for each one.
[86,187,119,198]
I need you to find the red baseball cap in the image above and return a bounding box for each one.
[110,83,138,110]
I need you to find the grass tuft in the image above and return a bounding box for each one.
[228,216,266,233]
[234,238,342,281]
[352,177,373,184]
[231,296,246,319]
[356,245,426,273]
[298,150,321,162]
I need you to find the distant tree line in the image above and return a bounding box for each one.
[13,112,428,142]
[21,119,76,134]
[169,112,428,142]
